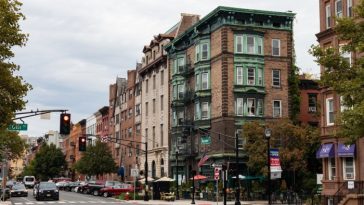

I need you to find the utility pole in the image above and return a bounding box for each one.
[235,133,241,205]
[176,148,180,200]
[144,141,149,201]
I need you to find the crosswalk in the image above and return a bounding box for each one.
[13,201,121,205]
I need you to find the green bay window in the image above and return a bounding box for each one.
[235,66,263,86]
[178,57,185,73]
[236,67,243,85]
[234,34,263,55]
[236,98,244,116]
[195,101,210,120]
[195,39,210,62]
[178,84,185,99]
[247,98,256,116]
[201,72,209,90]
[195,66,210,91]
[247,68,255,85]
[235,97,264,117]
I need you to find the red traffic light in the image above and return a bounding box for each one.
[60,113,71,135]
[63,115,70,121]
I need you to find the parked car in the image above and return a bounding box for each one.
[55,181,68,190]
[0,185,10,201]
[23,176,36,188]
[83,180,121,196]
[34,182,59,201]
[11,183,28,197]
[100,183,135,197]
[64,181,81,192]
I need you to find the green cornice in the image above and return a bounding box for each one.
[165,6,295,52]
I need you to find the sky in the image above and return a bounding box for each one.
[13,0,320,137]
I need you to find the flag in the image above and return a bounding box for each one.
[198,152,209,167]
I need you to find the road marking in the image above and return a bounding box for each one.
[47,202,56,204]
[25,203,34,205]
[88,201,98,203]
[35,203,45,204]
[58,201,66,204]
[78,201,87,203]
[67,201,76,204]
[14,203,22,205]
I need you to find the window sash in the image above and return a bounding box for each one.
[344,157,355,180]
[201,72,209,89]
[326,4,331,28]
[236,67,244,85]
[347,0,353,17]
[201,102,209,119]
[247,36,255,54]
[257,69,263,85]
[329,157,336,180]
[160,95,164,111]
[326,98,334,125]
[273,100,282,118]
[272,39,280,56]
[195,45,200,62]
[257,99,264,116]
[236,35,243,53]
[178,57,185,73]
[195,74,200,91]
[178,84,184,99]
[247,98,256,116]
[247,68,255,85]
[272,70,281,87]
[195,102,201,120]
[336,0,343,17]
[173,112,177,126]
[236,98,244,116]
[201,43,208,60]
[257,37,263,55]
[178,111,184,125]
[161,70,164,85]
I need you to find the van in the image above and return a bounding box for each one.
[23,176,36,188]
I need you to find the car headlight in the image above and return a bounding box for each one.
[55,189,59,192]
[39,190,43,193]
[10,190,15,193]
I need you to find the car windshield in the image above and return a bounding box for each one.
[25,178,34,182]
[39,182,56,189]
[13,184,26,190]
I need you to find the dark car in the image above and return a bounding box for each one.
[11,183,28,197]
[34,182,59,201]
[0,186,10,201]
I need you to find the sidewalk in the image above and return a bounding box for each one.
[0,201,11,205]
[121,199,268,205]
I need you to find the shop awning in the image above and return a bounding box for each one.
[316,144,335,158]
[338,144,355,157]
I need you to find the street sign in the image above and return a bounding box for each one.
[131,169,139,177]
[7,123,28,131]
[201,135,211,145]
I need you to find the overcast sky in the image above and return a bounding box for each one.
[13,0,320,137]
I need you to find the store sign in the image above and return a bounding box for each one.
[270,148,282,178]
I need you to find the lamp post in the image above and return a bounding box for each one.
[176,147,180,200]
[191,170,196,204]
[144,141,149,201]
[265,128,272,205]
[235,132,241,205]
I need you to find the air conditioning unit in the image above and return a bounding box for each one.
[346,173,354,179]
[308,107,317,112]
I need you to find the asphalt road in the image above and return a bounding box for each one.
[9,189,127,205]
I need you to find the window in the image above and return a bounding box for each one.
[128,127,132,138]
[136,144,140,155]
[326,98,334,126]
[257,69,263,86]
[153,99,156,114]
[343,157,355,180]
[340,46,352,66]
[201,102,209,119]
[329,157,336,180]
[146,79,149,93]
[160,95,164,111]
[257,99,264,116]
[273,100,282,118]
[116,131,120,143]
[129,89,133,99]
[347,0,353,17]
[272,39,281,56]
[326,4,331,29]
[135,104,141,116]
[201,43,209,60]
[145,102,148,116]
[152,126,155,148]
[178,57,185,73]
[257,37,263,55]
[247,98,256,116]
[247,68,255,85]
[178,84,184,99]
[128,108,133,118]
[173,85,177,100]
[115,114,119,124]
[178,111,184,125]
[195,74,200,90]
[236,98,244,116]
[173,111,177,126]
[236,67,243,85]
[195,102,201,120]
[136,124,141,134]
[272,70,281,87]
[153,75,156,90]
[236,35,243,53]
[161,70,164,86]
[195,45,200,62]
[308,94,317,112]
[247,36,255,54]
[236,129,244,150]
[160,124,164,146]
[201,72,209,90]
[336,0,343,17]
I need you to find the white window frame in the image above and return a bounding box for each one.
[172,111,177,126]
[336,0,343,17]
[257,99,264,116]
[201,72,209,90]
[195,102,201,120]
[247,35,255,54]
[272,39,281,56]
[173,85,177,100]
[247,98,256,116]
[326,4,331,29]
[201,43,209,60]
[326,98,334,126]
[178,57,185,73]
[343,157,355,180]
[347,0,353,17]
[272,69,281,87]
[236,67,244,85]
[235,35,243,53]
[328,157,336,180]
[247,68,255,85]
[273,100,282,118]
[236,98,244,116]
[195,74,200,91]
[257,37,263,55]
[201,102,209,120]
[257,69,263,86]
[195,44,200,62]
[178,84,184,99]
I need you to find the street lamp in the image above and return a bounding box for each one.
[176,147,180,200]
[191,170,196,204]
[265,128,272,205]
[144,141,149,201]
[235,132,241,205]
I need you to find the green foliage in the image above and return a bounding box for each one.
[117,192,143,200]
[243,120,320,190]
[31,143,67,181]
[288,65,301,124]
[74,141,117,178]
[0,0,32,128]
[0,129,27,160]
[310,0,364,142]
[21,160,36,177]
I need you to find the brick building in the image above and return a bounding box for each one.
[165,6,295,179]
[315,0,364,204]
[298,75,320,127]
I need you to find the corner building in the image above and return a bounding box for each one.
[166,6,294,179]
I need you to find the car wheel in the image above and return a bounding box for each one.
[93,190,99,196]
[103,192,109,197]
[82,189,87,194]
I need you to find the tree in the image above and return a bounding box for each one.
[0,130,27,160]
[32,143,67,181]
[243,120,321,191]
[74,141,117,179]
[310,0,364,142]
[0,0,32,129]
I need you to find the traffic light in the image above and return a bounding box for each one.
[60,113,71,135]
[79,136,86,151]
